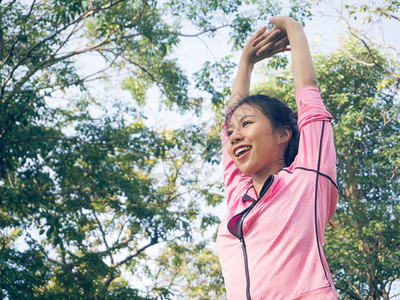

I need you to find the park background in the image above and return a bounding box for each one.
[0,0,399,299]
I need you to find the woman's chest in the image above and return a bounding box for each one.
[220,176,316,240]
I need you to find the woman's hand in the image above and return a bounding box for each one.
[266,16,317,91]
[268,16,296,32]
[242,25,290,66]
[229,22,291,108]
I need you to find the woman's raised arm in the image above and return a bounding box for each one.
[267,17,317,92]
[228,26,289,109]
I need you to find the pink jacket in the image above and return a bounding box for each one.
[217,86,338,300]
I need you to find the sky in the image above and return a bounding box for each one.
[45,1,400,296]
[140,0,400,130]
[143,1,400,298]
[75,0,399,133]
[137,0,400,232]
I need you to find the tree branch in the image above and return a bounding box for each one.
[348,30,400,79]
[3,35,111,103]
[335,285,363,300]
[111,238,158,267]
[91,208,114,265]
[4,135,84,146]
[372,7,400,22]
[151,24,232,38]
[319,10,399,80]
[0,0,37,71]
[0,0,126,100]
[0,27,3,62]
[347,24,400,56]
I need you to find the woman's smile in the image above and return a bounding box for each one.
[227,104,289,178]
[233,145,252,159]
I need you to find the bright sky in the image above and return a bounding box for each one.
[151,1,400,298]
[142,0,400,128]
[47,1,400,296]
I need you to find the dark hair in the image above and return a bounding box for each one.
[226,94,299,166]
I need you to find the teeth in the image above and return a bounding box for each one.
[235,146,251,157]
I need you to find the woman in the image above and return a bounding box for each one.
[216,16,338,299]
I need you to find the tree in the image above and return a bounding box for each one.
[0,0,313,298]
[316,0,400,85]
[319,39,400,300]
[253,34,400,299]
[311,2,400,298]
[146,240,225,299]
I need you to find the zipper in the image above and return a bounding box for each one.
[227,175,274,300]
[240,237,251,300]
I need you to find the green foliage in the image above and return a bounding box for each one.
[328,0,400,84]
[1,94,225,297]
[0,231,51,298]
[148,241,226,299]
[252,33,400,299]
[194,56,236,108]
[0,0,314,298]
[317,37,400,300]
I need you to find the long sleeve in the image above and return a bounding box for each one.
[221,119,252,207]
[292,86,337,183]
[290,85,338,222]
[217,86,339,299]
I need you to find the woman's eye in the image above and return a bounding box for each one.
[243,121,251,127]
[227,130,233,136]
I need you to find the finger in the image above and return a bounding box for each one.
[269,46,290,57]
[254,36,283,56]
[268,37,289,54]
[251,26,267,43]
[255,37,288,57]
[256,40,277,56]
[274,36,289,48]
[269,16,278,25]
[252,27,281,47]
[269,16,283,27]
[277,45,291,54]
[252,28,280,46]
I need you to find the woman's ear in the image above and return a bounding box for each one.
[279,126,292,144]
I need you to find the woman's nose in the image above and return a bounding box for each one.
[230,130,243,144]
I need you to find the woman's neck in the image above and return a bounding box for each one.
[252,161,285,197]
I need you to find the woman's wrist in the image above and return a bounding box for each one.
[239,56,255,73]
[270,16,302,33]
[285,18,303,34]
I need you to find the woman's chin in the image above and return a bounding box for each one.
[239,166,256,175]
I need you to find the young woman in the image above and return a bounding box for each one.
[216,16,338,299]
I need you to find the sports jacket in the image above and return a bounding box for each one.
[217,86,338,300]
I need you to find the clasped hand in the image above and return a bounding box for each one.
[241,18,291,66]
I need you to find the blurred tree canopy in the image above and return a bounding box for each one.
[320,39,400,300]
[256,37,399,299]
[1,0,399,299]
[0,0,312,298]
[252,1,400,298]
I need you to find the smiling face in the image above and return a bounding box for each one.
[226,104,290,178]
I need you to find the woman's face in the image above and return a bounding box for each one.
[226,104,287,176]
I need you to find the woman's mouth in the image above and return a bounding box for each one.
[234,146,252,158]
